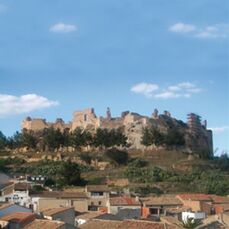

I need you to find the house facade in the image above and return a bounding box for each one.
[85,185,110,211]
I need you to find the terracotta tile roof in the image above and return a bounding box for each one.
[80,219,173,229]
[177,194,212,201]
[166,206,191,214]
[42,207,74,216]
[161,216,180,226]
[31,191,87,199]
[142,195,182,206]
[14,183,31,191]
[208,195,229,204]
[76,211,105,220]
[0,212,36,226]
[109,197,141,206]
[214,203,229,211]
[86,185,110,192]
[24,219,65,229]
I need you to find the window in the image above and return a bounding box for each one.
[150,208,158,215]
[98,201,102,205]
[91,192,103,197]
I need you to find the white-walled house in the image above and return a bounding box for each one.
[182,211,206,222]
[0,182,31,208]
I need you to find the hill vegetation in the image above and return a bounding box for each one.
[0,128,228,196]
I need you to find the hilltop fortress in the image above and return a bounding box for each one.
[22,108,213,154]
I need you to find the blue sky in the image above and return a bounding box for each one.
[0,0,228,154]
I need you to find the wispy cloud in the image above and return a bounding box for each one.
[0,94,59,117]
[131,83,159,97]
[131,82,202,99]
[209,126,229,134]
[50,22,77,33]
[169,23,196,33]
[169,22,229,39]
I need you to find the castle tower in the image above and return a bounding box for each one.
[164,110,171,117]
[187,113,202,133]
[106,107,111,120]
[152,109,159,119]
[203,120,207,129]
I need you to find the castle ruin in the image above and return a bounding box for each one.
[22,108,213,152]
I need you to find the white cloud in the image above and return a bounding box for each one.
[177,82,196,89]
[195,24,229,39]
[131,81,202,99]
[154,91,181,99]
[169,23,229,39]
[131,83,159,97]
[169,23,196,33]
[168,86,181,91]
[50,23,77,33]
[0,94,59,117]
[209,126,229,134]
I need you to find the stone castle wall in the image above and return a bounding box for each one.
[72,108,100,130]
[21,107,213,152]
[22,108,149,132]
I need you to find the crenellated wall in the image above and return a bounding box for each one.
[21,108,213,152]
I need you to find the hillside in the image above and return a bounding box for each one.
[0,108,226,195]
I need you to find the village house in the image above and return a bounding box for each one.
[141,195,183,219]
[42,207,75,226]
[177,194,213,214]
[0,182,31,208]
[182,211,206,222]
[0,203,32,218]
[31,191,88,212]
[0,183,14,202]
[79,219,176,229]
[176,193,229,216]
[24,219,68,229]
[107,196,141,219]
[0,212,36,229]
[75,211,105,226]
[85,185,110,212]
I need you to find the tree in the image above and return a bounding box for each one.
[141,128,152,146]
[93,128,127,148]
[164,128,185,147]
[79,152,93,165]
[141,127,164,146]
[93,128,109,147]
[59,161,82,186]
[0,131,7,149]
[71,128,92,148]
[21,130,37,148]
[215,153,229,171]
[7,131,22,149]
[105,148,128,165]
[43,128,64,150]
[62,129,71,147]
[128,158,148,168]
